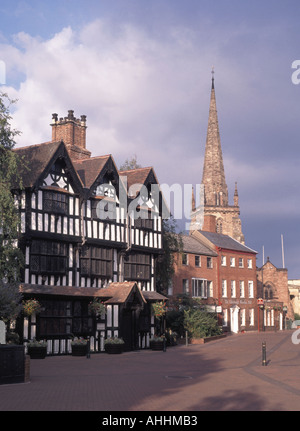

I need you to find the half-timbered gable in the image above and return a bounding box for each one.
[13,111,167,354]
[119,167,163,292]
[73,155,127,288]
[15,141,84,288]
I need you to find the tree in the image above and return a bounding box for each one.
[0,93,24,323]
[155,216,183,295]
[183,308,222,338]
[119,154,142,171]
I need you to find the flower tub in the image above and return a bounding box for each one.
[27,340,47,359]
[150,336,165,351]
[104,337,125,354]
[71,338,88,356]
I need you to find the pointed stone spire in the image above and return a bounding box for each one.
[234,182,239,207]
[191,186,196,211]
[202,69,228,206]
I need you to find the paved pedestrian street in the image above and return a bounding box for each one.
[1,331,300,412]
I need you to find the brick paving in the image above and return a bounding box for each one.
[1,330,300,411]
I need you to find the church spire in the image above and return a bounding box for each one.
[202,69,228,207]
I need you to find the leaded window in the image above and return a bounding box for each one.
[30,240,67,274]
[124,253,151,281]
[43,190,68,214]
[80,246,113,277]
[38,299,93,337]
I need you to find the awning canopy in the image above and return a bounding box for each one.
[20,282,168,305]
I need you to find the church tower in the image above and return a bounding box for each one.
[190,70,245,244]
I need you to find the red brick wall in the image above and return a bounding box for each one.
[172,252,218,301]
[172,248,258,331]
[51,112,90,160]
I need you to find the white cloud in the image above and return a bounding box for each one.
[2,17,299,218]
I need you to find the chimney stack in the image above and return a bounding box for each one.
[51,110,91,160]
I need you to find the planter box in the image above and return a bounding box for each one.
[104,344,124,354]
[27,346,47,359]
[150,340,165,351]
[71,344,88,356]
[0,345,25,385]
[190,334,227,344]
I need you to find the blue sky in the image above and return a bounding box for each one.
[1,0,300,277]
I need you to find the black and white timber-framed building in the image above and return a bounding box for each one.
[13,110,166,354]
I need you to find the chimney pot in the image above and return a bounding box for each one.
[68,110,74,120]
[50,110,90,160]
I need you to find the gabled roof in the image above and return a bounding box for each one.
[73,154,116,189]
[13,141,84,192]
[101,281,147,305]
[119,167,158,197]
[179,234,217,256]
[191,230,257,254]
[257,257,287,272]
[119,166,169,217]
[14,141,61,188]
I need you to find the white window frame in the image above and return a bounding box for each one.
[231,280,236,298]
[240,308,246,326]
[192,278,207,298]
[248,280,254,298]
[222,309,228,327]
[182,279,189,294]
[230,257,235,267]
[195,255,201,267]
[239,280,245,298]
[222,279,227,298]
[249,308,254,326]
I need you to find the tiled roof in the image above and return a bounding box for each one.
[73,155,111,189]
[20,282,168,305]
[119,167,159,198]
[176,234,217,256]
[198,231,257,254]
[14,141,62,188]
[100,281,147,305]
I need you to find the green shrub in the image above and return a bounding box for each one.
[183,308,222,339]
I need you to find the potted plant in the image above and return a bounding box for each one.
[71,337,88,356]
[104,337,125,354]
[27,339,47,359]
[88,298,106,318]
[150,335,165,351]
[151,301,167,319]
[23,299,42,317]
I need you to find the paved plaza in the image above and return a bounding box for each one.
[1,330,300,411]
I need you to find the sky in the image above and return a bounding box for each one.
[1,0,300,277]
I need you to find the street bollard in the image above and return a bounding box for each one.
[87,337,90,359]
[163,335,166,352]
[262,341,266,366]
[185,331,188,346]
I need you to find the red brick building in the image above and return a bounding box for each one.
[171,216,258,333]
[171,234,218,307]
[191,228,257,333]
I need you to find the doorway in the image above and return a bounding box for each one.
[230,305,240,333]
